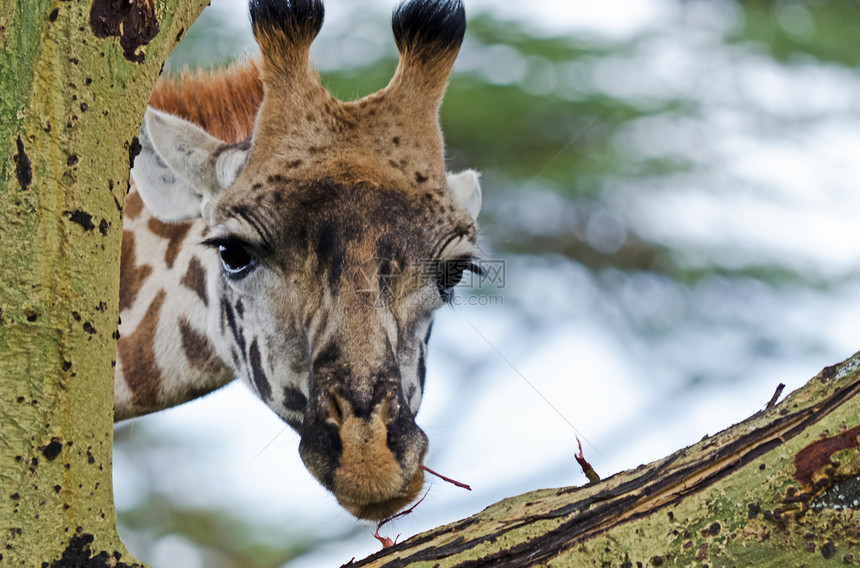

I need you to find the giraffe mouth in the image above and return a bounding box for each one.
[335,466,425,521]
[326,393,428,520]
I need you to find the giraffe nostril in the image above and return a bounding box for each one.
[379,394,390,424]
[327,389,347,426]
[378,392,400,425]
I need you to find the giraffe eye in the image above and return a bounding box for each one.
[203,237,258,280]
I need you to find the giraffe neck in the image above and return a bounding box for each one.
[114,190,232,420]
[114,60,263,420]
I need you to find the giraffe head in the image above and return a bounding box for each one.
[131,0,482,519]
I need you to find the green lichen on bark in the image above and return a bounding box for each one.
[353,352,860,567]
[0,0,208,563]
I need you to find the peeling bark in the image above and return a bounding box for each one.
[89,0,160,64]
[0,0,208,564]
[352,352,860,567]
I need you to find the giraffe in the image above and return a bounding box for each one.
[115,0,483,521]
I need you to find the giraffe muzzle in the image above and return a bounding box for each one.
[299,388,428,520]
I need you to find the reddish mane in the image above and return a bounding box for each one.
[149,60,263,144]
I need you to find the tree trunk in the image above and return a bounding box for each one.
[0,1,206,564]
[351,351,860,567]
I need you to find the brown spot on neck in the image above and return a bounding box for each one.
[119,230,153,313]
[125,190,145,220]
[146,217,192,269]
[180,256,208,306]
[178,317,224,374]
[117,290,166,408]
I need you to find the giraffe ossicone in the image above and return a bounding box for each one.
[118,0,482,521]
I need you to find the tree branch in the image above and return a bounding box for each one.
[351,351,860,567]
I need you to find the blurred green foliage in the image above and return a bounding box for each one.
[728,0,860,66]
[121,495,312,567]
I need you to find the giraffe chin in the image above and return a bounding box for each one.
[336,467,425,521]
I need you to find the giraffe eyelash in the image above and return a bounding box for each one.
[435,257,482,304]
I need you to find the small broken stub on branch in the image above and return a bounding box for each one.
[576,437,600,484]
[766,382,786,409]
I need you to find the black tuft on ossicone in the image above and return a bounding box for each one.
[249,0,325,45]
[392,0,466,56]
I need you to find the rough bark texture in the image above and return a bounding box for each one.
[352,351,860,567]
[0,1,207,564]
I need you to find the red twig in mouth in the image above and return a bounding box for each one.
[373,490,429,549]
[372,466,472,549]
[420,464,472,491]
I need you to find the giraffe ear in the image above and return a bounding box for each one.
[447,169,481,220]
[131,107,249,222]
